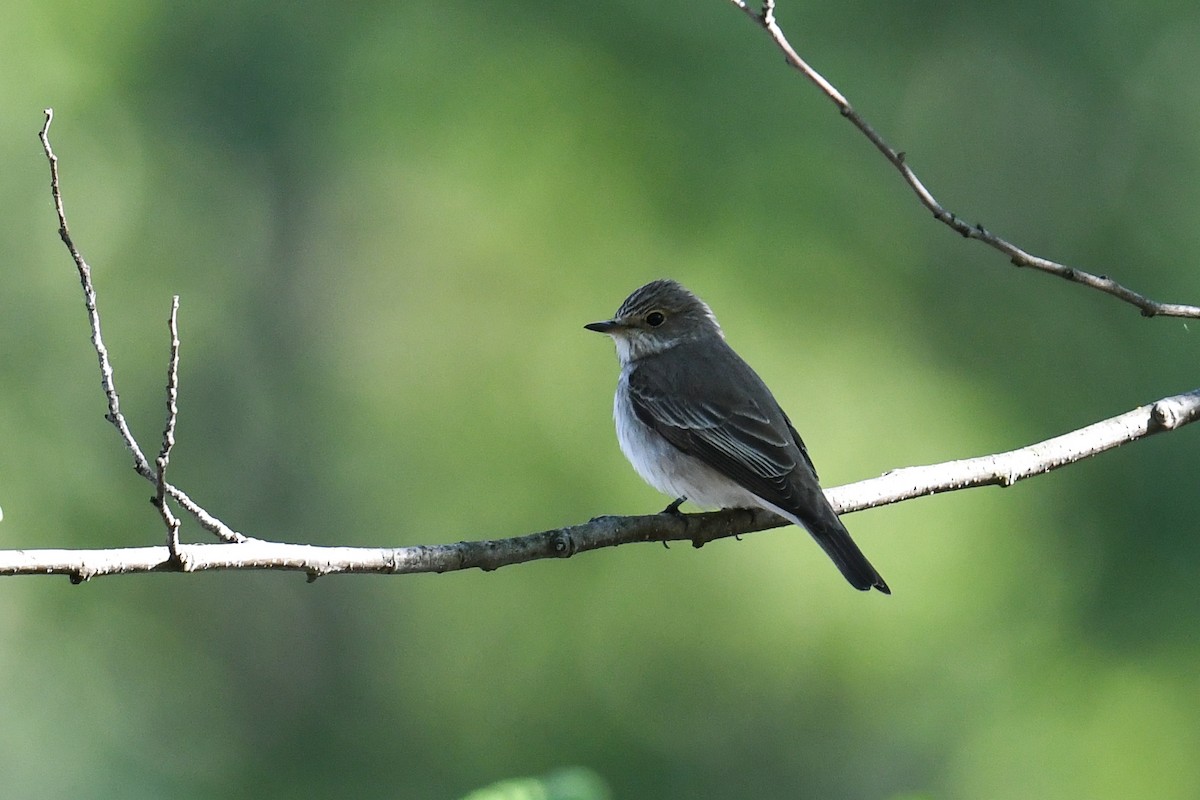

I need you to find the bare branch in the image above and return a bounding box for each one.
[4,386,1197,581]
[727,1,1200,319]
[38,110,247,544]
[829,387,1200,509]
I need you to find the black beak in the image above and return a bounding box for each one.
[584,320,620,333]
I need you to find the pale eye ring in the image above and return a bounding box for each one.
[646,311,666,327]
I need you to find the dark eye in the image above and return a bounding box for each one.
[646,311,666,327]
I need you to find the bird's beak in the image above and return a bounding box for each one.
[584,319,621,334]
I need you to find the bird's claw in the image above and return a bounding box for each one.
[661,497,686,515]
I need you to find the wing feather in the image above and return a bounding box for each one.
[626,340,818,511]
[625,338,889,593]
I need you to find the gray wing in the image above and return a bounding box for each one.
[626,342,821,513]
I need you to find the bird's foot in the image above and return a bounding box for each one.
[661,497,687,515]
[659,497,687,548]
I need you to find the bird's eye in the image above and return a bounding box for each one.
[646,311,666,327]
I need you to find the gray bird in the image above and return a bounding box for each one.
[586,279,889,594]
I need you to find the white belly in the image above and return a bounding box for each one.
[614,370,763,510]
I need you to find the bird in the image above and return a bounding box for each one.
[585,279,889,594]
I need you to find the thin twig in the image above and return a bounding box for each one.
[727,1,1200,319]
[155,456,182,557]
[39,109,246,544]
[4,386,1197,581]
[38,109,150,469]
[155,297,184,563]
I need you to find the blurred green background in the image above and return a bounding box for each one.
[2,0,1199,797]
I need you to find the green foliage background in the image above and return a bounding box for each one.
[2,1,1199,797]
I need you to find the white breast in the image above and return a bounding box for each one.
[613,366,762,510]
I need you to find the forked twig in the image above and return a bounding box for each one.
[38,110,247,544]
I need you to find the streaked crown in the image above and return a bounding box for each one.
[617,280,718,326]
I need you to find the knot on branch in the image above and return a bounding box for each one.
[70,566,95,584]
[1150,398,1186,430]
[549,530,575,558]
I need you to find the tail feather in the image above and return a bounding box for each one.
[796,505,889,594]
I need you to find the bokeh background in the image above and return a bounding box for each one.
[2,1,1199,797]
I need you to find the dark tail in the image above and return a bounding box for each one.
[799,505,890,594]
